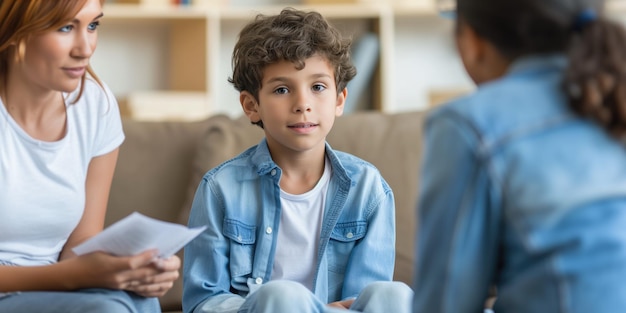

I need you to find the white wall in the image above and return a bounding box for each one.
[92,21,171,98]
[391,15,471,112]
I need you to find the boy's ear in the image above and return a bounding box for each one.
[335,88,347,117]
[240,91,261,124]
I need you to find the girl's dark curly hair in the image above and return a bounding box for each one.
[457,0,626,140]
[229,7,356,103]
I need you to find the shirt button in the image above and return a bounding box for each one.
[255,277,263,284]
[270,169,277,176]
[237,235,242,242]
[346,232,354,239]
[266,227,273,234]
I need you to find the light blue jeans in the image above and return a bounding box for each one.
[0,288,160,313]
[237,280,413,313]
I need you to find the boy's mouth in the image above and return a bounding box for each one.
[288,122,318,128]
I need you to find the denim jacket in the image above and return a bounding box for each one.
[413,55,626,313]
[183,139,395,313]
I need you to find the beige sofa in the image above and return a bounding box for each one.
[106,110,426,312]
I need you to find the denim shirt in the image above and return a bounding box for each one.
[413,55,626,313]
[183,139,395,313]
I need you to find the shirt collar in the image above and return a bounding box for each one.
[507,54,568,77]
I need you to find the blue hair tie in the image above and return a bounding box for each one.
[572,9,597,32]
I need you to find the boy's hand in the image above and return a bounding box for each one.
[327,298,355,309]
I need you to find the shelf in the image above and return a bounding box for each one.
[103,3,392,20]
[608,0,626,14]
[126,91,211,121]
[103,3,208,19]
[100,1,626,118]
[391,0,626,17]
[218,4,386,20]
[392,2,438,17]
[98,2,404,116]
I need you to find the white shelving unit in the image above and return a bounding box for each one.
[94,0,626,120]
[95,1,437,120]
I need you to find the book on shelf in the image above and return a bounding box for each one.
[344,32,380,113]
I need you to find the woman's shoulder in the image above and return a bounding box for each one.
[82,77,113,100]
[66,77,118,114]
[428,72,571,148]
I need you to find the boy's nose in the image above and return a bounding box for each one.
[293,92,312,113]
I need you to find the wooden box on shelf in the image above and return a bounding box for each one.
[126,91,212,122]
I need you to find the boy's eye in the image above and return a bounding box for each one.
[312,84,326,92]
[274,87,289,95]
[88,21,100,31]
[58,25,73,33]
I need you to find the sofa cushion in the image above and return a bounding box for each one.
[181,111,425,286]
[109,118,212,225]
[108,118,213,312]
[177,114,265,224]
[326,111,424,285]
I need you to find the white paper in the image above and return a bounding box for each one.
[72,212,206,258]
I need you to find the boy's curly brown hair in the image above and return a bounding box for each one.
[228,8,356,102]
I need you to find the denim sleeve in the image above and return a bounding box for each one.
[342,185,396,299]
[413,112,501,313]
[183,178,244,313]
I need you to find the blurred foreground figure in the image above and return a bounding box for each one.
[414,0,626,312]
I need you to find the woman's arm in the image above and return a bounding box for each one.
[0,148,180,296]
[60,148,119,260]
[61,148,180,297]
[0,250,161,292]
[0,149,121,292]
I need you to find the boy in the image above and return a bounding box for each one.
[183,8,412,313]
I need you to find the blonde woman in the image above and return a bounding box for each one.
[0,1,180,312]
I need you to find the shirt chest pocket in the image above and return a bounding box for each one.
[223,219,256,277]
[328,221,367,273]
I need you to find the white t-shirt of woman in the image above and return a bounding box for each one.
[0,78,124,266]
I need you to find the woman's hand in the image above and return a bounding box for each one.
[124,254,181,298]
[327,298,355,310]
[64,250,180,297]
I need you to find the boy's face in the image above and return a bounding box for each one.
[240,54,346,157]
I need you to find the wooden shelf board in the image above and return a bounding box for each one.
[103,4,208,19]
[104,2,626,21]
[104,3,391,20]
[392,2,439,17]
[608,0,626,14]
[218,4,385,20]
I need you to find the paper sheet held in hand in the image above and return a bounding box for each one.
[73,212,206,258]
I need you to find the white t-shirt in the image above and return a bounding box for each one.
[0,78,124,266]
[271,158,331,290]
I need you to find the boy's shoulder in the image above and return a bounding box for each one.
[331,149,376,169]
[328,148,387,183]
[203,144,260,179]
